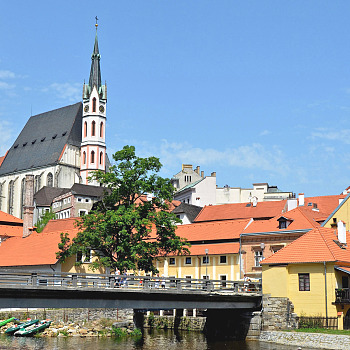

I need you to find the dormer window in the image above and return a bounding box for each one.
[277,216,292,229]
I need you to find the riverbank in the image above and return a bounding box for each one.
[259,330,350,350]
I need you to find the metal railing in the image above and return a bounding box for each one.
[0,270,261,294]
[335,288,350,303]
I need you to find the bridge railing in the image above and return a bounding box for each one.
[0,270,261,293]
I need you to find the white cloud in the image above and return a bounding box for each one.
[0,70,16,79]
[311,128,350,144]
[44,83,81,102]
[0,81,15,90]
[260,129,270,136]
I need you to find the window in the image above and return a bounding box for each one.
[84,249,92,263]
[83,151,86,165]
[99,151,103,165]
[76,251,83,262]
[254,250,263,267]
[184,175,192,182]
[20,178,25,219]
[34,175,41,193]
[202,256,209,264]
[84,122,87,137]
[299,273,310,291]
[100,122,104,137]
[8,181,14,215]
[92,97,96,112]
[91,150,95,163]
[279,220,287,229]
[77,198,82,202]
[91,121,96,136]
[169,257,176,265]
[68,197,71,203]
[47,173,53,187]
[185,257,192,265]
[79,210,88,217]
[220,256,227,264]
[220,275,227,288]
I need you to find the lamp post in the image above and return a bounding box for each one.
[260,243,265,263]
[205,249,209,279]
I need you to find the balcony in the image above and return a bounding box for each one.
[334,288,350,303]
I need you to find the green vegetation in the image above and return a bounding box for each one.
[57,145,190,274]
[286,328,350,335]
[36,209,56,233]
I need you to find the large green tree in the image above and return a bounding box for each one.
[57,145,189,273]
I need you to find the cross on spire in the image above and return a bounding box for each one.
[95,16,99,28]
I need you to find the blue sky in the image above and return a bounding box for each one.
[1,1,350,197]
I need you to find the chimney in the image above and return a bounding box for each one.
[201,171,204,178]
[299,193,304,206]
[339,197,344,205]
[337,221,347,244]
[23,175,35,238]
[195,166,200,175]
[287,198,297,212]
[211,172,216,177]
[252,197,258,207]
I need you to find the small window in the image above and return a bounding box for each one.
[76,251,83,263]
[169,257,175,265]
[83,151,86,165]
[92,97,97,112]
[91,150,95,163]
[279,220,287,229]
[202,256,209,264]
[85,198,90,203]
[84,249,92,263]
[68,197,71,203]
[77,198,82,202]
[62,131,67,136]
[79,210,87,217]
[185,257,192,265]
[308,202,313,207]
[23,142,27,147]
[52,134,57,139]
[220,256,227,264]
[14,144,18,149]
[41,137,45,142]
[100,122,104,137]
[254,250,263,267]
[299,273,310,291]
[91,121,96,136]
[32,139,36,144]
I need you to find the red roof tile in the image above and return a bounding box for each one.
[194,201,287,222]
[188,242,239,255]
[303,195,346,216]
[0,211,23,224]
[0,218,80,267]
[261,227,350,265]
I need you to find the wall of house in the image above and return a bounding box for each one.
[323,198,350,229]
[156,254,239,280]
[61,254,106,274]
[263,263,337,318]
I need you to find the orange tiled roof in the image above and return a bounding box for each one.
[0,225,23,238]
[243,206,320,234]
[188,242,240,255]
[261,227,350,265]
[0,218,80,267]
[175,219,251,242]
[0,211,23,224]
[0,151,8,167]
[303,195,346,216]
[194,201,287,222]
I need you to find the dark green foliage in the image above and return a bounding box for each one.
[57,145,190,273]
[36,209,56,233]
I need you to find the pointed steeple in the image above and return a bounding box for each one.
[88,20,102,91]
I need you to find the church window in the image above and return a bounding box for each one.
[34,175,41,193]
[99,151,103,165]
[84,122,87,137]
[100,122,104,137]
[8,181,14,215]
[83,151,86,165]
[92,98,96,112]
[91,121,96,136]
[91,151,95,163]
[20,178,25,219]
[47,173,53,187]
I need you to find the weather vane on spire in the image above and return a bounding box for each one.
[95,16,99,29]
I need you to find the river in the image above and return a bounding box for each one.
[0,330,315,350]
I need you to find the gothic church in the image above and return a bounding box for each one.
[0,25,107,219]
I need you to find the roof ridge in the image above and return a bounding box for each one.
[296,207,319,227]
[318,227,337,261]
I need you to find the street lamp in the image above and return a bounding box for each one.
[205,249,209,279]
[260,243,265,262]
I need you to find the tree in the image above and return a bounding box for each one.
[36,209,56,233]
[57,145,189,274]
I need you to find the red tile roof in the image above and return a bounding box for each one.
[194,201,287,222]
[175,219,252,242]
[261,227,350,265]
[303,195,346,216]
[0,211,23,224]
[0,151,8,167]
[0,218,80,267]
[243,206,320,234]
[188,242,239,255]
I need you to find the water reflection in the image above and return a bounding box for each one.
[0,331,316,350]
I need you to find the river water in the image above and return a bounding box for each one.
[0,330,314,350]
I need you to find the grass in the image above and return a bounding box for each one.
[285,328,350,335]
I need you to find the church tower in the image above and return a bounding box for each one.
[81,21,107,185]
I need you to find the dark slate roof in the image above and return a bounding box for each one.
[70,183,106,198]
[34,186,69,206]
[0,103,82,176]
[172,203,203,223]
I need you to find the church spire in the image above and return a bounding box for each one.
[88,18,102,91]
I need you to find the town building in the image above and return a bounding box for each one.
[0,24,108,219]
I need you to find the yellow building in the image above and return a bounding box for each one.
[322,192,350,229]
[261,227,350,329]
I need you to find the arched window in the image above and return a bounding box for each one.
[91,121,96,136]
[47,173,53,187]
[84,122,87,137]
[100,122,104,138]
[20,178,25,219]
[8,181,14,215]
[83,151,86,165]
[91,150,95,163]
[92,97,96,112]
[99,151,103,165]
